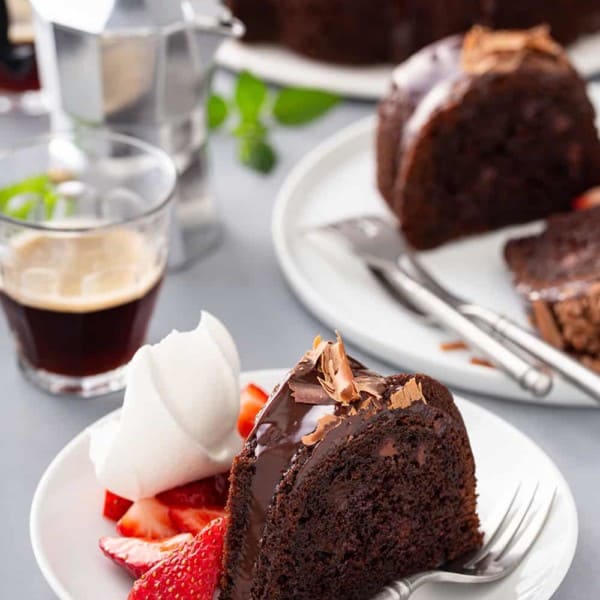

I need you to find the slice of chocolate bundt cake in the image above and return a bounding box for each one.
[377,26,600,250]
[505,205,600,372]
[221,336,482,599]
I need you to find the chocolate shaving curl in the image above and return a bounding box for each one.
[317,333,361,405]
[289,380,334,406]
[462,26,566,75]
[302,414,342,446]
[389,378,426,410]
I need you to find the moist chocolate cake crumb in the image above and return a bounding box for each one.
[505,206,600,372]
[376,26,600,250]
[220,337,482,599]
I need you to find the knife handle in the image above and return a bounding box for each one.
[385,270,553,397]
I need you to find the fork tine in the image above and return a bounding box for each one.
[487,482,540,560]
[469,483,539,570]
[497,487,557,571]
[463,482,521,568]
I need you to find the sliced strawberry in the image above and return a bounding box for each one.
[238,383,269,438]
[241,383,269,405]
[129,517,227,600]
[99,533,193,579]
[117,498,179,540]
[573,186,600,211]
[156,473,229,509]
[103,490,133,522]
[168,506,227,535]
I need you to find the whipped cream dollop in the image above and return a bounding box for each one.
[89,312,243,501]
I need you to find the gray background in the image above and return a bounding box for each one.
[0,71,598,598]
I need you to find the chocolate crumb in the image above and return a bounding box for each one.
[302,414,342,446]
[470,357,495,368]
[379,440,399,457]
[440,341,469,352]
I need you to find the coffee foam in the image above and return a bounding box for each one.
[0,227,164,313]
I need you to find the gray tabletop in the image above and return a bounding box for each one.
[1,71,598,599]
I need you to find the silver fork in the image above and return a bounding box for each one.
[306,219,553,397]
[371,483,556,599]
[308,215,600,403]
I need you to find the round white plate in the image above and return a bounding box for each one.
[217,36,600,100]
[31,369,577,600]
[272,116,600,407]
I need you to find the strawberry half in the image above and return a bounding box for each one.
[99,533,193,579]
[103,490,133,522]
[129,517,228,600]
[573,186,600,211]
[156,474,229,509]
[238,383,269,438]
[168,506,227,535]
[117,498,179,540]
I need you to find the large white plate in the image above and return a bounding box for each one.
[217,36,600,100]
[272,116,600,406]
[31,369,577,600]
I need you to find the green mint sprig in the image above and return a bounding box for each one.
[0,174,59,220]
[208,71,340,174]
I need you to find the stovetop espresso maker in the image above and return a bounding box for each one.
[31,0,244,268]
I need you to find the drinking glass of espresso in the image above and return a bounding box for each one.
[0,131,176,396]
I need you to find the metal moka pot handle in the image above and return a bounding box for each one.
[181,1,245,39]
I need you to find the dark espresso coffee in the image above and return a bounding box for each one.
[0,228,164,377]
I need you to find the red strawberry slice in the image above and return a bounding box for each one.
[156,473,230,509]
[238,383,269,438]
[168,506,227,535]
[129,517,227,600]
[573,186,600,211]
[117,498,179,540]
[99,533,193,579]
[241,383,269,405]
[103,490,133,522]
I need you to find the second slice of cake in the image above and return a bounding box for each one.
[377,26,600,249]
[505,206,600,372]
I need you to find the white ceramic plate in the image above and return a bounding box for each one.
[272,116,600,406]
[217,36,600,100]
[31,369,577,600]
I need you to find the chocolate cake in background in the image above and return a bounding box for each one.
[505,206,600,373]
[227,0,600,65]
[221,336,482,599]
[376,26,600,250]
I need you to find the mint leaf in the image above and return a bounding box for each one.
[0,174,50,211]
[238,137,277,174]
[0,174,60,220]
[207,94,228,130]
[273,88,340,126]
[235,71,268,122]
[232,119,267,140]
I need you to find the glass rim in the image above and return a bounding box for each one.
[0,129,178,234]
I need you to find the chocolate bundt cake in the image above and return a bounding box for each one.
[377,26,600,250]
[221,336,482,599]
[505,205,600,372]
[227,0,600,65]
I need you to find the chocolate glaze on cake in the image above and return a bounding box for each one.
[227,0,600,65]
[221,336,482,599]
[505,206,600,372]
[377,26,600,250]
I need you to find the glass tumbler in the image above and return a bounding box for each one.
[0,130,176,396]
